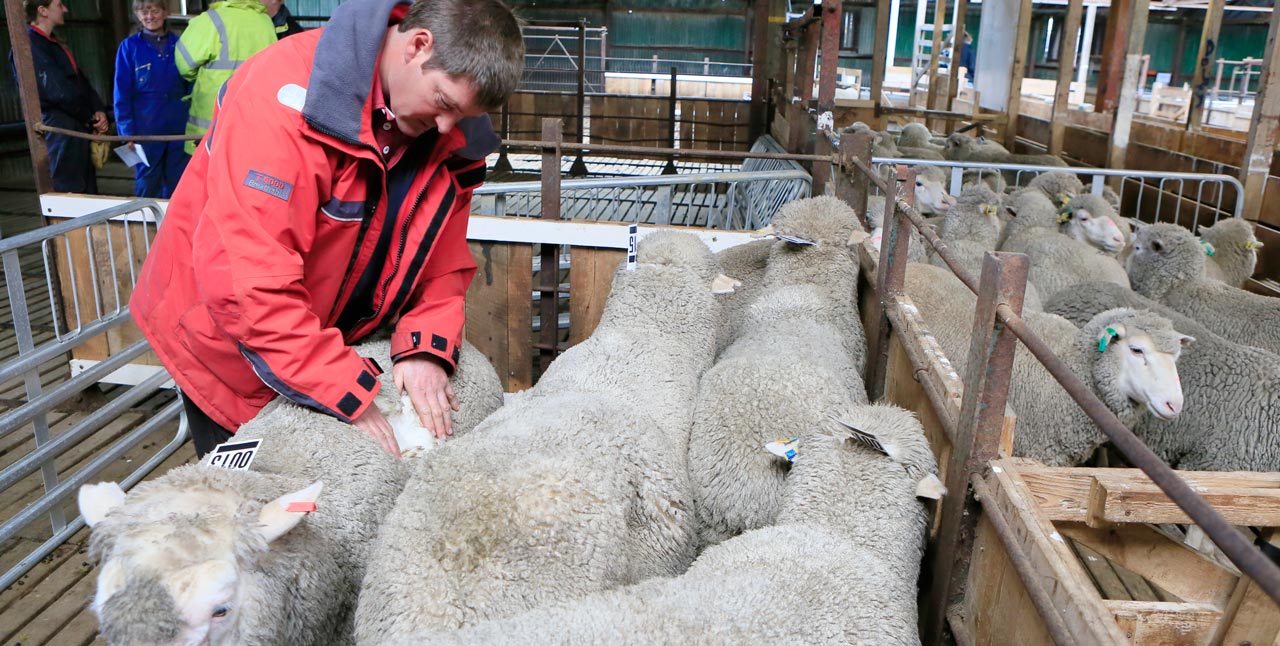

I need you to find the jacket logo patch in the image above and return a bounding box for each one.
[244,170,293,201]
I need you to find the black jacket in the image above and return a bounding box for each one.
[10,26,107,128]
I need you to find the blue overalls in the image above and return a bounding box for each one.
[113,30,191,198]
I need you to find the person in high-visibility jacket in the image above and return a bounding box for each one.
[114,0,191,198]
[175,0,275,155]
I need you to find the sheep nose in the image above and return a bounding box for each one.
[1164,399,1182,417]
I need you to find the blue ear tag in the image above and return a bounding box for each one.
[1098,326,1118,353]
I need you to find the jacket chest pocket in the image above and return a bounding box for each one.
[134,62,153,88]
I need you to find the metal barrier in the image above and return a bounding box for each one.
[834,130,1280,642]
[0,200,186,591]
[868,156,1245,230]
[472,168,812,230]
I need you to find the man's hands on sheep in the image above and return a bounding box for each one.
[354,354,458,457]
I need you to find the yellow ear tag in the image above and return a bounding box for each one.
[1058,192,1072,206]
[985,205,998,218]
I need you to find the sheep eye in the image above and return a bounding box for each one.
[212,606,229,618]
[1129,346,1144,355]
[1077,213,1089,221]
[915,180,923,187]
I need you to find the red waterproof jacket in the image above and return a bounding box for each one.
[130,0,494,431]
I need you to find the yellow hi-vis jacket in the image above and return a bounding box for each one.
[176,0,276,154]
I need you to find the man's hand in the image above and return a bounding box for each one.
[394,355,459,439]
[352,405,401,457]
[90,112,108,135]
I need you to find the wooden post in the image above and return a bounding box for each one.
[924,0,948,130]
[1170,17,1189,87]
[749,0,773,141]
[1003,0,1035,150]
[1050,0,1084,156]
[945,0,969,117]
[538,119,563,367]
[3,0,52,194]
[1095,0,1132,113]
[790,21,820,155]
[1106,0,1151,181]
[920,252,1029,646]
[871,0,893,125]
[1186,0,1224,132]
[840,130,875,230]
[867,166,913,402]
[818,0,842,111]
[1240,4,1280,221]
[1077,5,1098,101]
[569,20,589,177]
[493,105,513,174]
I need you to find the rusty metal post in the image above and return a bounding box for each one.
[838,130,875,229]
[4,0,52,194]
[539,119,563,367]
[866,165,915,401]
[790,19,820,153]
[812,130,832,196]
[663,67,679,175]
[817,0,841,111]
[749,0,773,141]
[569,19,589,177]
[921,251,1029,646]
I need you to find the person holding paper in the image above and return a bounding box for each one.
[113,0,191,198]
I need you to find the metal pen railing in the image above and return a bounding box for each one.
[0,199,187,592]
[835,130,1280,645]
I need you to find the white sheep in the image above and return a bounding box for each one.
[867,165,955,263]
[1127,222,1280,354]
[76,337,504,646]
[897,122,946,154]
[1198,217,1263,287]
[1059,193,1129,255]
[945,132,1064,168]
[714,238,773,355]
[393,404,938,646]
[1046,281,1280,472]
[906,263,1192,466]
[999,189,1130,301]
[354,232,722,641]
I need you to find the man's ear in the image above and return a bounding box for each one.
[405,28,435,65]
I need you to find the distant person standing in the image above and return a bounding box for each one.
[10,0,109,193]
[958,31,976,85]
[263,0,306,39]
[175,0,276,155]
[114,0,191,197]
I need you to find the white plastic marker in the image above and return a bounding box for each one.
[765,437,799,462]
[626,224,638,271]
[208,439,261,471]
[826,413,888,456]
[775,234,816,246]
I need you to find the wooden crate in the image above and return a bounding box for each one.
[962,458,1280,645]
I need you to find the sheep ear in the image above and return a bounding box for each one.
[1179,334,1196,349]
[710,274,741,295]
[257,481,323,544]
[847,229,870,247]
[78,482,126,527]
[1097,324,1125,353]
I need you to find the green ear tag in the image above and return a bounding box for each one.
[1098,326,1117,353]
[1200,240,1215,257]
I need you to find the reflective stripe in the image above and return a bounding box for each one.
[320,197,364,222]
[176,40,198,69]
[205,60,243,70]
[204,10,245,72]
[217,79,228,109]
[188,114,212,128]
[204,119,215,153]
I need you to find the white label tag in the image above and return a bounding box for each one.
[765,437,799,462]
[208,439,261,471]
[775,234,816,246]
[827,414,889,456]
[626,224,638,271]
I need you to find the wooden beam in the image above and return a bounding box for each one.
[3,0,52,194]
[870,0,893,124]
[1003,0,1035,149]
[749,0,773,140]
[945,0,969,120]
[1106,0,1151,178]
[1240,4,1280,221]
[817,0,842,111]
[1095,0,1131,114]
[1186,0,1224,131]
[1169,17,1188,87]
[1051,0,1084,156]
[924,0,948,128]
[1086,476,1280,527]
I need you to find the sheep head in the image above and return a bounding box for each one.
[897,123,934,148]
[1060,194,1126,254]
[912,166,956,215]
[1077,308,1193,425]
[944,133,975,159]
[1126,223,1205,299]
[79,467,323,646]
[1201,217,1264,256]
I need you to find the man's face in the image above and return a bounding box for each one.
[43,0,68,27]
[388,29,486,138]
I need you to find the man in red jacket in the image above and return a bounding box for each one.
[130,0,524,457]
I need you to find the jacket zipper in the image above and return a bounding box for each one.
[354,167,436,330]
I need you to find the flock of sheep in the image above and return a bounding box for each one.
[69,124,1279,645]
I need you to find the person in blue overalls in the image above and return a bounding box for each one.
[113,0,191,198]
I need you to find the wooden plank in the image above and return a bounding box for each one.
[1003,0,1035,149]
[870,0,892,126]
[986,459,1132,644]
[567,247,623,346]
[592,95,670,147]
[1241,6,1280,221]
[1088,476,1280,527]
[1051,0,1084,156]
[506,244,533,391]
[1058,522,1238,608]
[1106,0,1151,183]
[13,557,98,646]
[0,531,91,643]
[55,228,109,363]
[1215,530,1280,646]
[1071,538,1137,601]
[1106,600,1221,645]
[946,0,969,118]
[960,514,1057,645]
[1186,0,1225,131]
